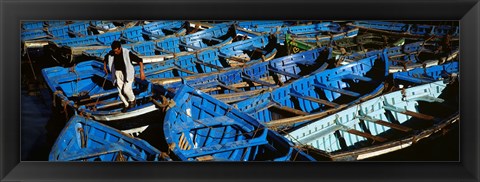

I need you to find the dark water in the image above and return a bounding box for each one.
[366,122,459,161]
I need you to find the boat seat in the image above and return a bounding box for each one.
[154,47,174,54]
[216,90,268,104]
[216,82,242,92]
[268,67,300,79]
[147,67,175,75]
[194,60,224,70]
[271,105,308,115]
[382,104,436,121]
[78,89,119,103]
[191,80,221,90]
[173,66,196,75]
[311,83,361,97]
[182,138,269,158]
[345,129,387,142]
[94,100,124,110]
[120,36,137,43]
[241,75,277,87]
[356,115,412,132]
[288,92,338,108]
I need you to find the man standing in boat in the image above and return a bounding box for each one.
[103,40,146,113]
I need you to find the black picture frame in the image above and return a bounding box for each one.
[1,0,479,181]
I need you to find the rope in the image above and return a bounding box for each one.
[69,64,79,96]
[276,129,311,161]
[62,100,69,120]
[52,90,63,107]
[91,74,109,111]
[25,49,37,81]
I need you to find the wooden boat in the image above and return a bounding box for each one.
[49,115,170,161]
[161,47,332,104]
[235,51,390,131]
[163,84,316,161]
[285,33,405,56]
[350,21,459,39]
[285,79,459,161]
[280,27,360,45]
[41,60,175,121]
[388,49,459,73]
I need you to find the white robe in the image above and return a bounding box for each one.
[107,48,135,84]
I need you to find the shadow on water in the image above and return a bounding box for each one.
[364,122,459,161]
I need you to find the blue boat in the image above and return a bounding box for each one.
[45,20,69,27]
[22,21,46,30]
[250,22,337,34]
[89,21,117,33]
[236,21,294,30]
[163,85,316,161]
[351,21,459,38]
[141,21,187,40]
[53,31,122,47]
[47,21,186,49]
[285,79,459,161]
[243,22,360,44]
[42,23,235,65]
[161,47,332,104]
[235,21,296,37]
[392,61,459,85]
[21,22,91,41]
[22,21,72,31]
[50,115,171,161]
[341,41,459,72]
[41,60,174,121]
[81,23,236,59]
[235,51,390,131]
[139,34,276,81]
